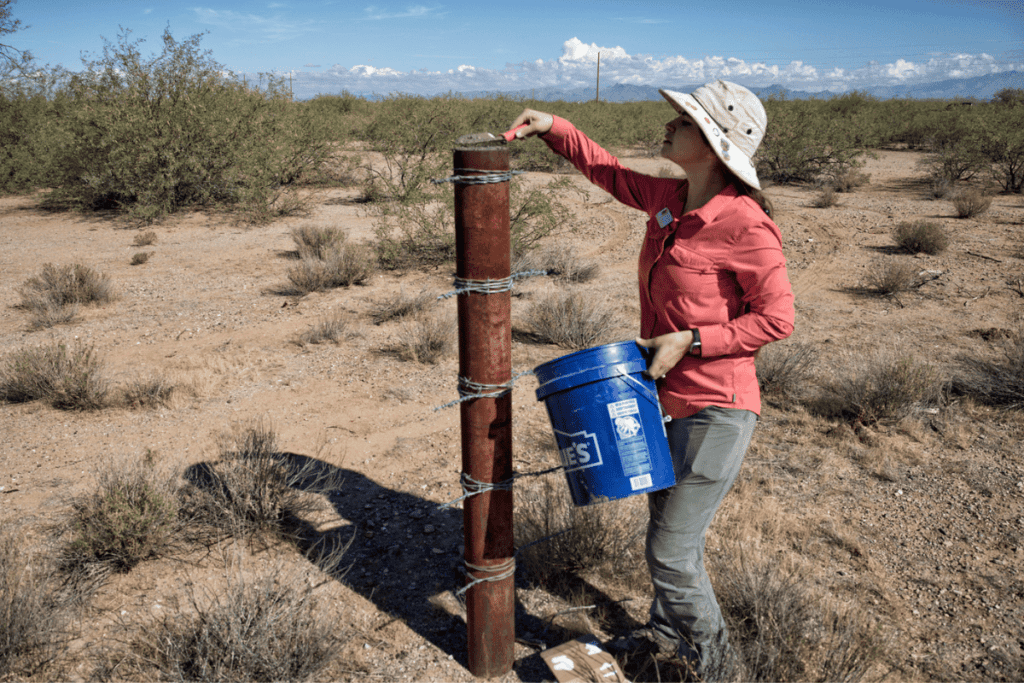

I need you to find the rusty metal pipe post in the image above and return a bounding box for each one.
[453,145,515,678]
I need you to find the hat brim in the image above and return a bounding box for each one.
[659,88,761,191]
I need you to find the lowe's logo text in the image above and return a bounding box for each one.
[553,429,603,470]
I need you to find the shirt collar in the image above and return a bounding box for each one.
[687,182,740,225]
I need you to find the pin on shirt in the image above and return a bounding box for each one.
[655,207,673,228]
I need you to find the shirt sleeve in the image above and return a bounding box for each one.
[698,217,795,356]
[542,115,670,217]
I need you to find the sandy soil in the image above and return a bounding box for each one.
[2,148,1024,681]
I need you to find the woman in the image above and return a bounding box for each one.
[512,81,794,674]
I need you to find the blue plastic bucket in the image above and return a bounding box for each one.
[534,340,675,506]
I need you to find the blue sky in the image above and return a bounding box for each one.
[8,0,1023,97]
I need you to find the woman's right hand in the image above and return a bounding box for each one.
[511,109,554,138]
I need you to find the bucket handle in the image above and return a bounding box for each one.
[614,369,672,423]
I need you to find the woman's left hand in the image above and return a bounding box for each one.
[636,331,695,380]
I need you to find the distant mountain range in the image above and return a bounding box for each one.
[432,71,1023,103]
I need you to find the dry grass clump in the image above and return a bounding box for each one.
[129,251,152,265]
[291,224,346,260]
[929,178,953,199]
[712,547,884,683]
[131,230,157,247]
[17,263,116,329]
[370,288,434,325]
[831,168,871,192]
[513,247,600,283]
[0,341,109,410]
[861,258,920,296]
[128,563,342,682]
[118,375,178,409]
[756,342,817,399]
[952,330,1024,408]
[520,289,616,349]
[951,187,993,218]
[892,220,950,255]
[298,310,350,345]
[514,478,647,590]
[286,244,375,293]
[392,311,455,363]
[809,347,944,427]
[0,528,76,680]
[812,184,839,208]
[179,420,338,540]
[61,459,180,575]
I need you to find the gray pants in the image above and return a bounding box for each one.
[645,406,757,669]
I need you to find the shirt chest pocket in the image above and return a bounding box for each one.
[662,245,717,277]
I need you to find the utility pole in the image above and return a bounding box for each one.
[596,51,601,102]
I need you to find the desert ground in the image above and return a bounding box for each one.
[2,146,1023,681]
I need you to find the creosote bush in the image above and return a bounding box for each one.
[0,528,76,680]
[0,341,109,410]
[892,220,950,254]
[809,347,944,427]
[951,187,993,218]
[62,459,180,574]
[128,564,341,682]
[520,289,616,350]
[130,251,151,265]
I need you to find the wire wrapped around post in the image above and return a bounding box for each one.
[452,142,515,678]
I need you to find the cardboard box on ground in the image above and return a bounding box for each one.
[541,635,629,683]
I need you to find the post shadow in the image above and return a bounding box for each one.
[184,450,643,680]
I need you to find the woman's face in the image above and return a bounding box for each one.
[660,113,716,168]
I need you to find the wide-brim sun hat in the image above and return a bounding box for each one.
[659,80,766,190]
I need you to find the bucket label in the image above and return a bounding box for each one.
[554,429,603,470]
[607,399,655,484]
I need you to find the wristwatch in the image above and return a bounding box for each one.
[688,328,702,356]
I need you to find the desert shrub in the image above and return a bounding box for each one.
[713,547,883,682]
[0,528,75,680]
[62,459,179,573]
[520,289,616,349]
[392,311,455,363]
[298,310,348,345]
[514,478,646,588]
[129,564,341,682]
[756,96,867,183]
[929,177,953,199]
[951,331,1024,408]
[0,341,109,410]
[892,220,949,254]
[911,108,989,181]
[285,242,375,293]
[830,167,871,192]
[291,224,346,260]
[132,230,157,247]
[861,258,920,296]
[179,420,335,540]
[45,29,334,223]
[513,246,599,283]
[812,184,838,208]
[809,348,944,427]
[370,288,434,325]
[756,342,816,398]
[951,187,993,218]
[130,251,151,265]
[980,106,1024,193]
[18,262,115,310]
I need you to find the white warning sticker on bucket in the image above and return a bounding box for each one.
[607,398,639,419]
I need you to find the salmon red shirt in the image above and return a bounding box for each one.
[542,116,795,418]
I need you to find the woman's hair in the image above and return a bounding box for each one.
[729,173,774,220]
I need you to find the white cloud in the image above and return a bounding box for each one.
[361,5,441,20]
[286,38,1023,98]
[192,7,319,43]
